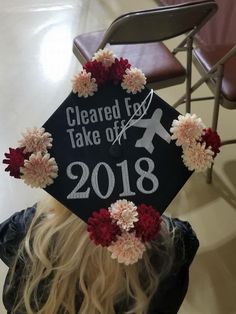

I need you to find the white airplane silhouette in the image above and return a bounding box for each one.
[131,108,171,154]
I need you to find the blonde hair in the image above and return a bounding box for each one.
[9,198,175,314]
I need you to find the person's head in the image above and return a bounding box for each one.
[8,197,175,314]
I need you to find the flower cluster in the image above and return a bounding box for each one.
[2,127,58,188]
[72,49,146,97]
[170,113,221,172]
[87,199,161,265]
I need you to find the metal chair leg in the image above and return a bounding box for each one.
[207,164,213,183]
[206,64,224,184]
[185,37,193,113]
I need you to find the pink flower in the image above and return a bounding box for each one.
[2,147,30,178]
[72,70,98,97]
[182,142,214,172]
[170,113,205,147]
[109,199,138,231]
[121,67,146,94]
[21,152,58,188]
[87,209,120,247]
[108,232,146,265]
[92,48,116,68]
[18,127,52,154]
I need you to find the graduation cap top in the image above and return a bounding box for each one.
[3,49,221,265]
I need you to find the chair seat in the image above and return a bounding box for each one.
[73,31,186,89]
[194,45,236,104]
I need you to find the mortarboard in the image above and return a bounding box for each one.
[42,83,192,221]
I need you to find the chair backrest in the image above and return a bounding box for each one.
[194,0,236,46]
[98,0,217,49]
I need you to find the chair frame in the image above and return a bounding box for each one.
[173,43,236,183]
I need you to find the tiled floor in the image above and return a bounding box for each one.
[0,0,236,313]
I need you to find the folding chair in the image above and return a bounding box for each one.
[73,0,217,113]
[173,0,236,183]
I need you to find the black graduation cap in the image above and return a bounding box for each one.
[43,82,192,222]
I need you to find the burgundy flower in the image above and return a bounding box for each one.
[87,209,120,247]
[134,204,161,242]
[2,147,29,178]
[83,60,108,86]
[109,58,131,83]
[201,128,221,157]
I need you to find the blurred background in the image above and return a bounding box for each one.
[0,0,236,313]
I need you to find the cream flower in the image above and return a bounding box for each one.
[109,199,138,231]
[21,152,58,188]
[182,142,214,172]
[92,48,116,68]
[170,113,205,147]
[18,127,52,154]
[108,232,146,265]
[72,70,98,97]
[121,67,146,94]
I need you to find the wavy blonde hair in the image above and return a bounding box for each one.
[9,198,175,314]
